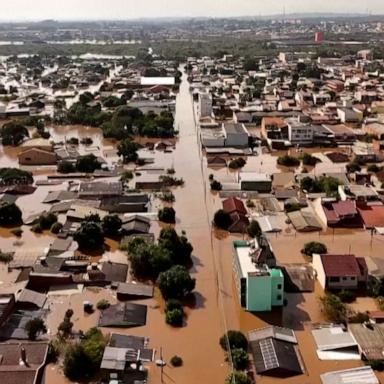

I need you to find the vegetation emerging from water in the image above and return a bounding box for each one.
[65,94,175,139]
[0,167,33,185]
[301,241,327,258]
[127,227,193,279]
[300,175,340,197]
[0,202,22,226]
[63,327,106,381]
[277,155,300,167]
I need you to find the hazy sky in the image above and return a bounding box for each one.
[2,0,384,20]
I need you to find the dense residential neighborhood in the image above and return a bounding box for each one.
[3,5,384,384]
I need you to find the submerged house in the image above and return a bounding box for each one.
[321,199,361,227]
[232,240,283,312]
[248,326,304,377]
[18,148,57,166]
[312,253,368,291]
[0,342,49,384]
[222,197,249,233]
[311,325,360,360]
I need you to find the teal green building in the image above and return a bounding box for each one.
[233,240,284,312]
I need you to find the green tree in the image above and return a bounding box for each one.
[158,227,193,265]
[210,180,222,191]
[63,327,106,380]
[231,348,249,370]
[319,294,347,323]
[58,317,73,338]
[74,222,104,251]
[128,241,172,279]
[368,164,381,173]
[247,220,262,238]
[277,155,300,167]
[346,161,362,173]
[170,355,183,367]
[157,265,196,299]
[120,170,134,182]
[226,371,253,384]
[301,241,327,257]
[57,161,75,174]
[96,299,110,310]
[51,222,63,234]
[165,308,184,326]
[0,122,29,146]
[111,106,143,133]
[82,327,106,371]
[0,202,22,226]
[63,344,93,380]
[102,214,122,237]
[214,209,232,230]
[300,176,340,197]
[301,153,321,166]
[220,331,248,351]
[37,213,58,230]
[117,138,139,163]
[0,168,33,185]
[243,58,259,72]
[158,207,176,224]
[25,318,47,340]
[228,158,246,169]
[76,154,101,173]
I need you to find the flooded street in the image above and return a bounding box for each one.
[0,70,376,384]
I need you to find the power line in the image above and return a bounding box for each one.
[187,72,237,382]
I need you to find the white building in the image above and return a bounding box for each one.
[198,92,212,118]
[223,122,249,147]
[286,118,314,145]
[200,127,226,147]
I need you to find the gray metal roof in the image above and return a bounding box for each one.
[320,366,379,384]
[312,326,357,351]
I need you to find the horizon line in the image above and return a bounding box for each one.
[0,12,383,23]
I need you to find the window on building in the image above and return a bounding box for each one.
[277,294,282,301]
[342,277,347,280]
[329,276,340,283]
[277,284,282,290]
[350,276,356,280]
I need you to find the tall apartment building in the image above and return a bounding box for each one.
[198,92,212,118]
[286,117,314,146]
[232,240,284,312]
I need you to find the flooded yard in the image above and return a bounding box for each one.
[0,69,377,384]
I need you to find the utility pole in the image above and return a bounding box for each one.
[160,347,164,383]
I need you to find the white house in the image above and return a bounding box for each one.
[198,92,212,118]
[286,117,314,145]
[223,122,249,147]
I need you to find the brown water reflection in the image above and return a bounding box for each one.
[0,71,374,384]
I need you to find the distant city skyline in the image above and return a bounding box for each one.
[2,0,384,21]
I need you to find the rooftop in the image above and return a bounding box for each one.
[318,254,365,277]
[240,172,271,182]
[320,366,379,384]
[223,122,247,134]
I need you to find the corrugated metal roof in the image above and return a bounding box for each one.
[320,366,379,384]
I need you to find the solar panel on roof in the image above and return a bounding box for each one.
[260,338,278,370]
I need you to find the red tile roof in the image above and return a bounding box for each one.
[223,197,247,215]
[358,205,384,229]
[333,200,357,217]
[320,254,362,277]
[229,212,249,233]
[0,342,48,384]
[368,311,384,319]
[323,200,357,223]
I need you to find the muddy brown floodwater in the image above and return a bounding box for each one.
[0,70,377,384]
[44,70,233,384]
